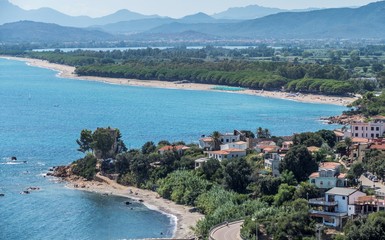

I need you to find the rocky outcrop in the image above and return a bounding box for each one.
[321,114,365,125]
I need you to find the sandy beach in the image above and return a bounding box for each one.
[2,56,358,106]
[62,173,203,239]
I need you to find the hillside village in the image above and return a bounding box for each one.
[60,115,385,239]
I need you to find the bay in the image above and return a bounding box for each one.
[0,58,345,239]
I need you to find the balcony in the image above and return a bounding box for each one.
[309,198,338,206]
[309,210,347,218]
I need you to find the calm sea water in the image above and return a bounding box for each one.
[0,58,346,239]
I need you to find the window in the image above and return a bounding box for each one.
[376,134,379,137]
[355,126,359,130]
[371,127,374,131]
[355,133,358,137]
[371,134,374,138]
[376,127,380,131]
[342,196,345,200]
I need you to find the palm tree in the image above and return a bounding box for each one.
[257,127,264,138]
[211,131,221,151]
[264,128,271,138]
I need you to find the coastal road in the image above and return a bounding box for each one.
[210,220,244,240]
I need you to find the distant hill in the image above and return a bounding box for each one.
[211,4,322,20]
[98,13,239,35]
[0,0,157,27]
[0,21,113,42]
[147,1,385,39]
[212,5,285,19]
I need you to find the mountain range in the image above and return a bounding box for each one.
[1,1,385,43]
[0,0,318,27]
[0,0,158,27]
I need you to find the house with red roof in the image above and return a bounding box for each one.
[309,162,347,189]
[158,145,190,155]
[207,148,246,161]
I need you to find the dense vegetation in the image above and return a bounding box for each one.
[347,92,385,117]
[2,43,384,96]
[70,127,346,238]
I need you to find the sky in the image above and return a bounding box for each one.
[9,0,380,18]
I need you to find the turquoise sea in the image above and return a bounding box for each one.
[0,58,346,239]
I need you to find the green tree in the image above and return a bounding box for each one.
[91,128,115,159]
[317,129,337,148]
[71,154,97,180]
[197,158,223,183]
[279,145,318,182]
[274,183,296,206]
[76,129,93,153]
[142,141,156,154]
[280,170,298,186]
[211,131,222,151]
[224,158,252,193]
[344,212,385,240]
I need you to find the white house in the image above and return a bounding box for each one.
[347,121,385,139]
[158,145,190,155]
[309,162,347,189]
[264,152,282,177]
[198,137,214,151]
[220,141,248,150]
[219,133,241,144]
[207,148,246,161]
[309,187,366,228]
[194,157,210,169]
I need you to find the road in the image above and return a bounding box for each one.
[210,220,244,240]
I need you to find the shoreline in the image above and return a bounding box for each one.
[61,173,203,239]
[1,56,358,106]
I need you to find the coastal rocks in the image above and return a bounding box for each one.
[50,165,72,178]
[321,114,364,125]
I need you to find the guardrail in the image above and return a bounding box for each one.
[209,219,245,240]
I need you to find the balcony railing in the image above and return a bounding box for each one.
[309,198,338,206]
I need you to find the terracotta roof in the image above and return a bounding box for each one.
[370,144,385,150]
[234,141,247,145]
[372,115,385,120]
[307,146,320,152]
[201,137,213,142]
[259,141,276,146]
[226,148,246,153]
[333,131,345,137]
[263,146,279,153]
[309,172,320,178]
[159,145,189,151]
[338,173,347,179]
[209,150,230,155]
[352,137,369,143]
[319,162,341,170]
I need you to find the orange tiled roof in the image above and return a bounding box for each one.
[307,146,320,152]
[352,137,369,143]
[226,148,246,153]
[319,162,341,170]
[309,172,319,178]
[159,145,188,151]
[338,173,347,179]
[370,144,385,150]
[210,150,230,155]
[201,137,213,142]
[333,131,345,137]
